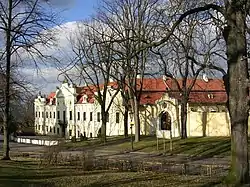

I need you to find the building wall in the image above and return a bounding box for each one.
[34,83,125,138]
[34,82,250,139]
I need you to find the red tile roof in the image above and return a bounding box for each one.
[140,91,166,105]
[138,78,227,104]
[46,78,227,105]
[46,92,56,105]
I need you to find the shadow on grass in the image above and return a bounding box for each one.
[0,179,52,187]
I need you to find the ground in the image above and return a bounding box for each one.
[0,158,223,187]
[0,135,238,186]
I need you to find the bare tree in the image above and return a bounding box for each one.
[96,0,161,142]
[135,0,250,184]
[65,21,121,143]
[152,16,226,139]
[0,0,58,160]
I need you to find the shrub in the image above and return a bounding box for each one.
[71,136,76,143]
[80,133,87,142]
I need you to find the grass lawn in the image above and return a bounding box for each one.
[0,158,224,187]
[63,136,232,158]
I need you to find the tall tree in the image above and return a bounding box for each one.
[0,0,57,160]
[96,0,161,142]
[152,16,226,139]
[139,0,250,185]
[65,21,120,143]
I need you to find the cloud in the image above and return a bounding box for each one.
[49,0,76,8]
[21,66,61,94]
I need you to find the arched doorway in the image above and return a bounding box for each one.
[160,111,171,130]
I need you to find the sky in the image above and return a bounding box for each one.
[25,0,100,94]
[54,0,99,23]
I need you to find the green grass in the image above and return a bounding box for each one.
[0,158,223,187]
[64,136,232,158]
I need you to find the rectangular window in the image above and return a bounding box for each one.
[78,130,80,137]
[39,125,41,130]
[63,111,66,122]
[54,112,55,118]
[42,112,44,118]
[106,113,109,122]
[49,127,52,132]
[36,112,37,117]
[57,128,60,134]
[69,130,72,136]
[50,112,52,118]
[97,112,100,122]
[46,112,48,118]
[70,111,72,120]
[77,112,80,120]
[90,112,93,121]
[116,112,119,123]
[39,112,40,118]
[53,127,55,133]
[46,126,48,132]
[57,111,60,120]
[83,112,86,121]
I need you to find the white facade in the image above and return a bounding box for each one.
[34,78,233,139]
[34,81,125,138]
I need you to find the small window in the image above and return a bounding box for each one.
[116,112,119,123]
[191,107,197,112]
[83,112,86,121]
[106,113,109,122]
[69,130,72,136]
[90,112,93,121]
[36,112,37,117]
[50,112,52,118]
[46,126,48,132]
[53,112,55,118]
[63,111,66,121]
[42,112,44,118]
[77,112,80,120]
[160,112,171,130]
[57,128,60,134]
[39,112,40,118]
[49,126,52,132]
[78,130,80,137]
[97,112,100,122]
[53,127,55,133]
[70,111,72,120]
[38,125,41,130]
[46,112,48,118]
[57,111,60,120]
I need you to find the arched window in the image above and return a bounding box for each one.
[160,112,171,130]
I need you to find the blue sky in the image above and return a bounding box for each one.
[58,0,99,23]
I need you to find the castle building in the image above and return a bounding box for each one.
[34,77,235,139]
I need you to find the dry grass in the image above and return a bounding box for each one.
[0,157,224,187]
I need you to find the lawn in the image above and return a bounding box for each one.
[63,136,232,158]
[0,158,224,187]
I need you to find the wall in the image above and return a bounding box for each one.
[187,105,231,137]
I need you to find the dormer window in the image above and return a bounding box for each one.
[81,95,88,104]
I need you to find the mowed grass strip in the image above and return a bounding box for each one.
[0,158,223,187]
[64,136,232,158]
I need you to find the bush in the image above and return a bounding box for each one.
[80,133,87,142]
[71,136,76,143]
[97,128,101,139]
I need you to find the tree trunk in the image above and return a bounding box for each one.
[134,97,140,142]
[180,100,188,139]
[124,106,128,138]
[2,0,13,160]
[101,111,107,143]
[224,7,249,185]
